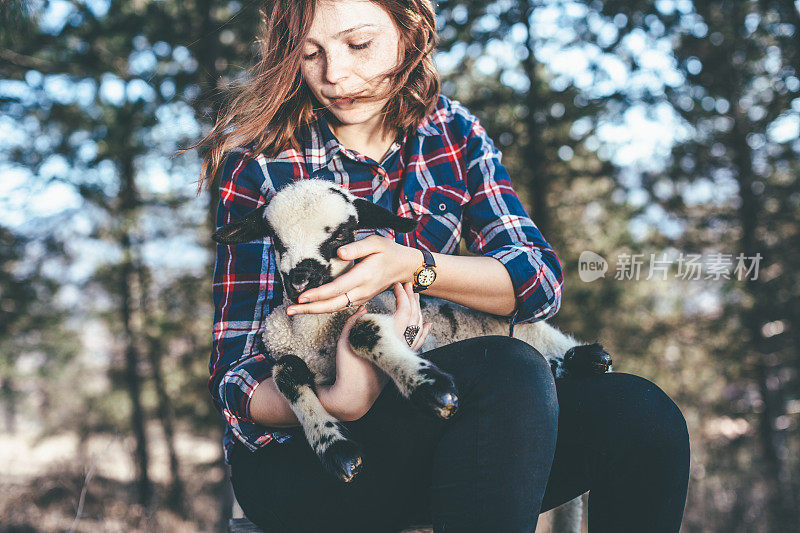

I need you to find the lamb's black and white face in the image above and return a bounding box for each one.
[265,181,359,303]
[212,179,417,305]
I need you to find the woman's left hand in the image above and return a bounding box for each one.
[286,235,418,315]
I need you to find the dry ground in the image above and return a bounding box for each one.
[1,427,583,532]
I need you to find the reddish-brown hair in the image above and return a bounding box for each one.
[180,0,440,193]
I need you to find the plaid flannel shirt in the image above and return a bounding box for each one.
[211,94,564,462]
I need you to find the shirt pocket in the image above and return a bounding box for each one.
[408,183,472,254]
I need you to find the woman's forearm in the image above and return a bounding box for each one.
[249,376,377,427]
[398,247,517,317]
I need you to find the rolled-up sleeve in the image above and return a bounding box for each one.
[209,149,287,452]
[461,118,564,324]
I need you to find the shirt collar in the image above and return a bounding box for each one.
[303,112,339,174]
[415,112,444,137]
[303,109,443,174]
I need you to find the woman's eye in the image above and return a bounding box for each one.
[302,50,318,60]
[350,40,372,51]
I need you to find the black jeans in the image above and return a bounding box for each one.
[230,336,690,533]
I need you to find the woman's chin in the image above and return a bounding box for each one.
[327,100,386,126]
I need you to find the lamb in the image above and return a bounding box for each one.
[213,179,612,531]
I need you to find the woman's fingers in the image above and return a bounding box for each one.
[393,282,412,325]
[296,268,361,304]
[289,291,359,315]
[337,235,385,261]
[405,282,423,325]
[402,282,423,334]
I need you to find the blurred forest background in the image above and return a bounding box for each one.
[1,0,799,531]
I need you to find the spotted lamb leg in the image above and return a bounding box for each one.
[348,314,459,419]
[272,354,363,482]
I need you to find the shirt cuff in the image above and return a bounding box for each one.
[483,244,563,324]
[218,353,285,452]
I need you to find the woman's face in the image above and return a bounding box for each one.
[300,0,401,129]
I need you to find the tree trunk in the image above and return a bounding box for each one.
[194,1,231,528]
[119,145,152,508]
[726,3,796,521]
[137,262,185,511]
[1,376,15,433]
[521,2,551,238]
[196,0,223,234]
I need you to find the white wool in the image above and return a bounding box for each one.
[265,180,358,276]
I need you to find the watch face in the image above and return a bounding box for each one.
[417,267,436,286]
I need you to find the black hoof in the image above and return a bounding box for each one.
[410,367,460,419]
[320,438,363,483]
[564,342,613,376]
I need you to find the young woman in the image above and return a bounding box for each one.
[192,1,690,531]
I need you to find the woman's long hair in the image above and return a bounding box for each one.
[180,0,441,193]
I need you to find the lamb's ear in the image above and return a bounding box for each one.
[354,198,417,233]
[212,205,273,244]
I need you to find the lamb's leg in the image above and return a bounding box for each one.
[272,354,362,482]
[518,322,613,378]
[348,314,459,419]
[563,343,613,376]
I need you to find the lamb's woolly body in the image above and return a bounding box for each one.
[264,292,578,383]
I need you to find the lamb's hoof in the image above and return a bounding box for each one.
[564,343,613,376]
[410,367,460,419]
[321,439,363,483]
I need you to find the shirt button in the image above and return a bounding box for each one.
[438,202,447,212]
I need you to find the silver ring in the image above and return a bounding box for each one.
[404,325,420,346]
[344,292,353,308]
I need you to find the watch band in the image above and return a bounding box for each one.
[413,249,437,292]
[420,249,435,268]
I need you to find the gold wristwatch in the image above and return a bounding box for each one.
[412,249,437,292]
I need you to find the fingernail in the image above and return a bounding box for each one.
[298,297,308,303]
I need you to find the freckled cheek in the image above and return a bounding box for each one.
[301,64,324,93]
[357,48,397,82]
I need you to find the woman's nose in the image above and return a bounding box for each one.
[324,51,352,85]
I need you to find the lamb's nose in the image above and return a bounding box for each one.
[289,269,310,294]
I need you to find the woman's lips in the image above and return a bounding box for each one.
[329,92,366,106]
[332,97,356,106]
